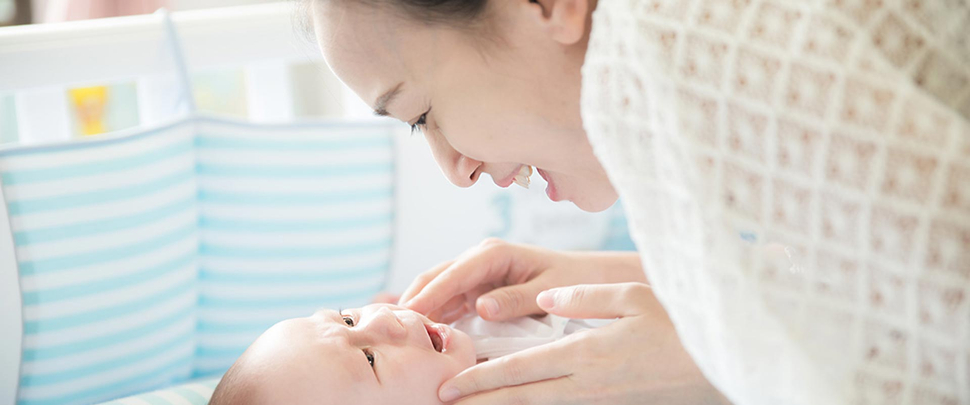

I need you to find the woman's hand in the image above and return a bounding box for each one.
[399,238,646,323]
[438,283,730,405]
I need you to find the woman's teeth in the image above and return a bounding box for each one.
[512,165,533,189]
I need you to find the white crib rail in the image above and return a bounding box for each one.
[169,3,372,119]
[0,11,185,144]
[0,2,352,146]
[171,3,322,71]
[0,12,182,92]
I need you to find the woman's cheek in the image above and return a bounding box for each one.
[435,118,501,163]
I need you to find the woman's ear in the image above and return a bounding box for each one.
[527,0,591,45]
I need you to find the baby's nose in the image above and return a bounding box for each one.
[362,306,407,341]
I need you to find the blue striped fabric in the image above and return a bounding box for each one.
[99,378,219,405]
[191,119,394,377]
[0,121,198,405]
[1,118,396,403]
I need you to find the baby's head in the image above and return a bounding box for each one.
[210,303,476,404]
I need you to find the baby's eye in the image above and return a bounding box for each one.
[343,316,355,327]
[364,350,375,368]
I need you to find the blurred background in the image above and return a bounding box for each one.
[2,0,284,25]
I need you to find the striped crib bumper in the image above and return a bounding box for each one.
[96,378,219,405]
[0,117,395,405]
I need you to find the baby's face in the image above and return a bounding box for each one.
[238,303,476,404]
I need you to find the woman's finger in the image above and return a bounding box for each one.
[434,301,473,325]
[426,294,469,323]
[474,280,549,321]
[453,377,577,405]
[370,292,400,304]
[398,259,454,306]
[406,241,526,315]
[438,336,577,402]
[536,282,655,319]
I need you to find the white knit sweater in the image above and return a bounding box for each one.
[580,1,970,404]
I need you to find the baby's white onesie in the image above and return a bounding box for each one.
[451,315,600,360]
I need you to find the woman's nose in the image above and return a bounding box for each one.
[445,155,483,188]
[359,307,407,341]
[424,132,482,188]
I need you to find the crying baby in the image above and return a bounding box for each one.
[209,303,591,405]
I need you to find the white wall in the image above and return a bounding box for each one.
[388,134,499,293]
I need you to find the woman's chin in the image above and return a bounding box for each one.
[569,190,619,213]
[549,174,618,212]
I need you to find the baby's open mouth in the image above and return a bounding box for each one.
[425,324,444,353]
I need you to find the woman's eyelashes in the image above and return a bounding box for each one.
[409,109,430,135]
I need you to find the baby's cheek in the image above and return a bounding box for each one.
[431,356,467,385]
[393,355,461,404]
[449,331,477,370]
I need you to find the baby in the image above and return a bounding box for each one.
[209,303,590,405]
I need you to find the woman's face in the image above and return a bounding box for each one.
[311,0,618,212]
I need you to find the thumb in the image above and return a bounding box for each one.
[536,283,655,319]
[475,282,548,321]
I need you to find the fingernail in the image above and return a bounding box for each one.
[537,290,556,310]
[440,387,460,402]
[479,297,499,317]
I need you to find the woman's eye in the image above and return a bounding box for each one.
[364,350,375,368]
[343,316,355,326]
[410,112,429,134]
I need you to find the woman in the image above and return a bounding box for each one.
[306,0,970,404]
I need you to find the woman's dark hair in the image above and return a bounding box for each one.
[376,0,490,24]
[298,0,492,44]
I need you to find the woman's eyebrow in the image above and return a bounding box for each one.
[373,82,404,117]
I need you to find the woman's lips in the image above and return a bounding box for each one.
[496,171,517,188]
[536,168,560,201]
[496,165,532,189]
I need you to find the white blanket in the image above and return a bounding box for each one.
[452,315,596,360]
